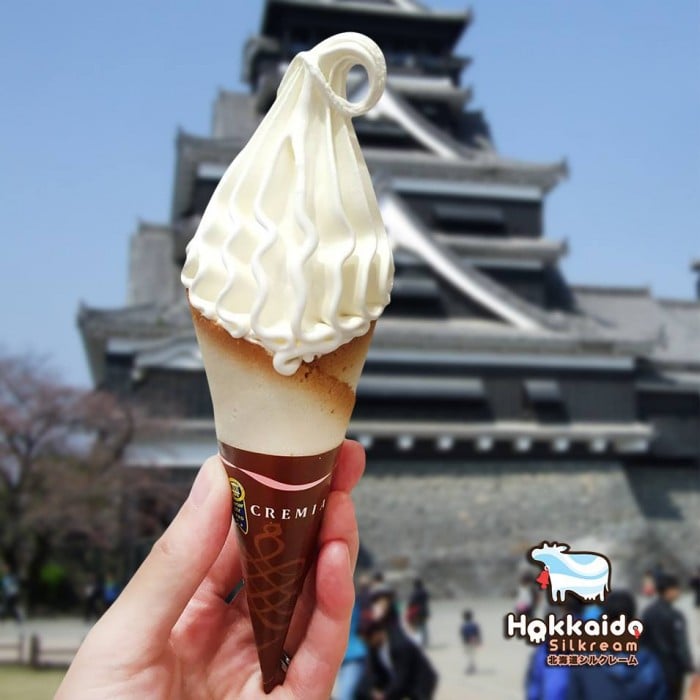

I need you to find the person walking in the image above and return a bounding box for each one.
[566,590,667,700]
[526,644,570,700]
[690,566,700,640]
[83,572,104,622]
[525,597,585,700]
[406,579,430,648]
[356,573,373,617]
[0,563,23,624]
[642,570,658,598]
[359,617,437,700]
[642,573,695,700]
[102,572,120,610]
[459,609,481,674]
[515,572,536,617]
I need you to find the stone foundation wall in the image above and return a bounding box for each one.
[353,459,700,597]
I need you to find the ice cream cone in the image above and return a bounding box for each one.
[181,32,392,693]
[190,303,373,691]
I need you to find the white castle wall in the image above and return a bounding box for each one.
[353,459,700,597]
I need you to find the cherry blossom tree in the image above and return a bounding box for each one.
[0,351,179,605]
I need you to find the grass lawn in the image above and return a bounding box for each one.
[0,665,65,699]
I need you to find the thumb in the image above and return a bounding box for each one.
[101,455,232,652]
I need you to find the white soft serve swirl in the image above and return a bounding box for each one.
[181,32,393,376]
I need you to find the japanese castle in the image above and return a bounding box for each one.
[79,0,699,581]
[79,0,700,467]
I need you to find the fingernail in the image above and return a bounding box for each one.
[338,541,352,572]
[189,462,211,507]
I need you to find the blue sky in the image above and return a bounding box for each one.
[1,1,698,386]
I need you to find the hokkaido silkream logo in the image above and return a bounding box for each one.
[504,542,644,667]
[531,542,611,604]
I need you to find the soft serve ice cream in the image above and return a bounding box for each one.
[182,32,392,376]
[183,32,393,457]
[181,33,392,693]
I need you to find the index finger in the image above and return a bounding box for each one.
[283,540,354,700]
[330,439,365,494]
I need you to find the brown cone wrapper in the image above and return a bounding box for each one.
[219,442,341,694]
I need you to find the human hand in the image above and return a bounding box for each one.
[56,440,365,700]
[687,673,700,700]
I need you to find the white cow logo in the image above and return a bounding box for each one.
[529,542,610,603]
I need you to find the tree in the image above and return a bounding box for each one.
[0,351,178,607]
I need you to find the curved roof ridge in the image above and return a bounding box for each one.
[369,86,466,160]
[368,88,568,176]
[379,190,556,331]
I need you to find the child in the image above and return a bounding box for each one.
[460,609,481,674]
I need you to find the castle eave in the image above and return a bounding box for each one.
[367,149,567,193]
[123,417,654,468]
[433,233,568,264]
[349,420,654,455]
[262,0,471,30]
[172,131,242,220]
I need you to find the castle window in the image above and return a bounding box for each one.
[433,202,506,234]
[524,379,567,424]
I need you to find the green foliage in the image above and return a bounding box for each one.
[0,666,65,699]
[39,562,66,588]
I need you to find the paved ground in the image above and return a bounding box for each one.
[425,594,699,700]
[421,597,528,700]
[1,595,698,699]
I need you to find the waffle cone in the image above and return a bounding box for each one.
[189,302,372,692]
[190,302,374,456]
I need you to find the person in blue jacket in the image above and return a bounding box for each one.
[336,597,368,700]
[567,590,668,700]
[525,597,585,700]
[526,643,571,700]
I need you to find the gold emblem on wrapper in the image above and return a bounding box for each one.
[229,477,249,534]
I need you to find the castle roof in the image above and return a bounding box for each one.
[78,1,699,466]
[173,81,566,219]
[261,0,470,32]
